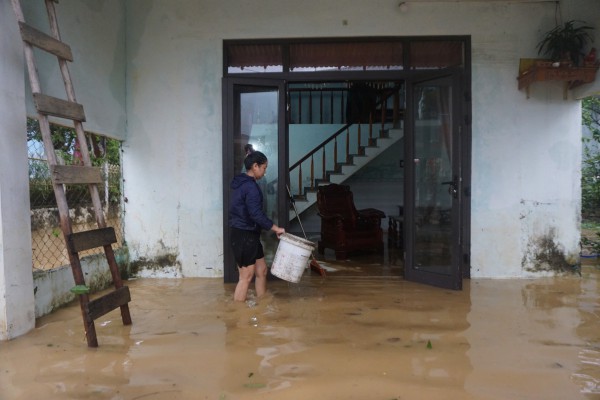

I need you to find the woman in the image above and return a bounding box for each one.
[229,150,285,302]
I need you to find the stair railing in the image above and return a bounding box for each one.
[288,83,403,198]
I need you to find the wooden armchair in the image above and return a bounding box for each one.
[316,184,386,260]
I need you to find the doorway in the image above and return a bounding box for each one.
[222,37,471,290]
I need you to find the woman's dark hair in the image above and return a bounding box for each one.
[244,150,268,171]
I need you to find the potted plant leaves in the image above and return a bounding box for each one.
[536,20,594,66]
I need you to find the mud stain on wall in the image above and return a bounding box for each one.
[129,253,181,277]
[522,228,578,274]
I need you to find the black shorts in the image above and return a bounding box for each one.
[230,227,265,268]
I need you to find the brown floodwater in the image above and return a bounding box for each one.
[1,258,600,400]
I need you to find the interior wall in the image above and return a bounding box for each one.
[122,0,594,278]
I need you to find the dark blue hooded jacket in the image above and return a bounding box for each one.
[229,173,273,232]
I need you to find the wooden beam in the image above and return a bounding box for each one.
[51,165,102,185]
[18,21,73,61]
[86,286,131,321]
[68,227,117,253]
[33,92,86,122]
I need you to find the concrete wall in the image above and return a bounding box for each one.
[123,0,597,278]
[0,0,35,339]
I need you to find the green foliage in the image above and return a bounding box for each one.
[536,20,594,65]
[27,118,122,208]
[582,97,600,254]
[582,97,600,216]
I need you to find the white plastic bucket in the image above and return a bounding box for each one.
[271,233,315,283]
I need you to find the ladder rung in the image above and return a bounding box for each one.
[68,227,117,253]
[33,92,86,122]
[51,165,102,184]
[86,286,131,321]
[18,21,73,61]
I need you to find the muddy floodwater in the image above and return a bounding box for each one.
[1,261,600,399]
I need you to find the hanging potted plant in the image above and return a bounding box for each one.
[536,20,594,66]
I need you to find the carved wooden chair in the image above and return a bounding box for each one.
[316,184,386,260]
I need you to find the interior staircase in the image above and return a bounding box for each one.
[289,126,403,221]
[286,81,405,221]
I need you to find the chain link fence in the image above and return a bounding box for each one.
[28,118,124,270]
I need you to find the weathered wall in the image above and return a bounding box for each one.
[123,0,597,278]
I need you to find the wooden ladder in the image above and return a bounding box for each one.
[11,0,132,347]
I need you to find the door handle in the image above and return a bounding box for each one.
[441,177,459,199]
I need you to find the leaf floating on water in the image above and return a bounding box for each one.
[248,372,254,378]
[70,285,90,294]
[426,340,432,349]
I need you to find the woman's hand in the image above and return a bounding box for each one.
[271,225,285,238]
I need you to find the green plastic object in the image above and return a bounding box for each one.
[70,285,90,294]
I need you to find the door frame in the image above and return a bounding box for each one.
[221,38,472,288]
[221,77,287,283]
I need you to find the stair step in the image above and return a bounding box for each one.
[315,179,331,186]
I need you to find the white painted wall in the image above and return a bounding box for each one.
[0,0,35,339]
[123,0,597,278]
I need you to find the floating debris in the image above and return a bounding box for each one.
[70,285,90,294]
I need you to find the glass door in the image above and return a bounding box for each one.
[222,78,286,283]
[404,74,462,289]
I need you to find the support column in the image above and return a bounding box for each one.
[0,0,35,340]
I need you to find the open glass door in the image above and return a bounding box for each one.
[222,78,286,283]
[404,74,462,289]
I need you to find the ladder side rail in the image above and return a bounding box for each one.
[67,227,131,324]
[45,3,130,314]
[104,245,133,324]
[11,0,74,245]
[44,0,107,229]
[12,0,100,347]
[45,2,131,329]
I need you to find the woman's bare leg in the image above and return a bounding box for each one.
[234,265,255,302]
[254,257,268,297]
